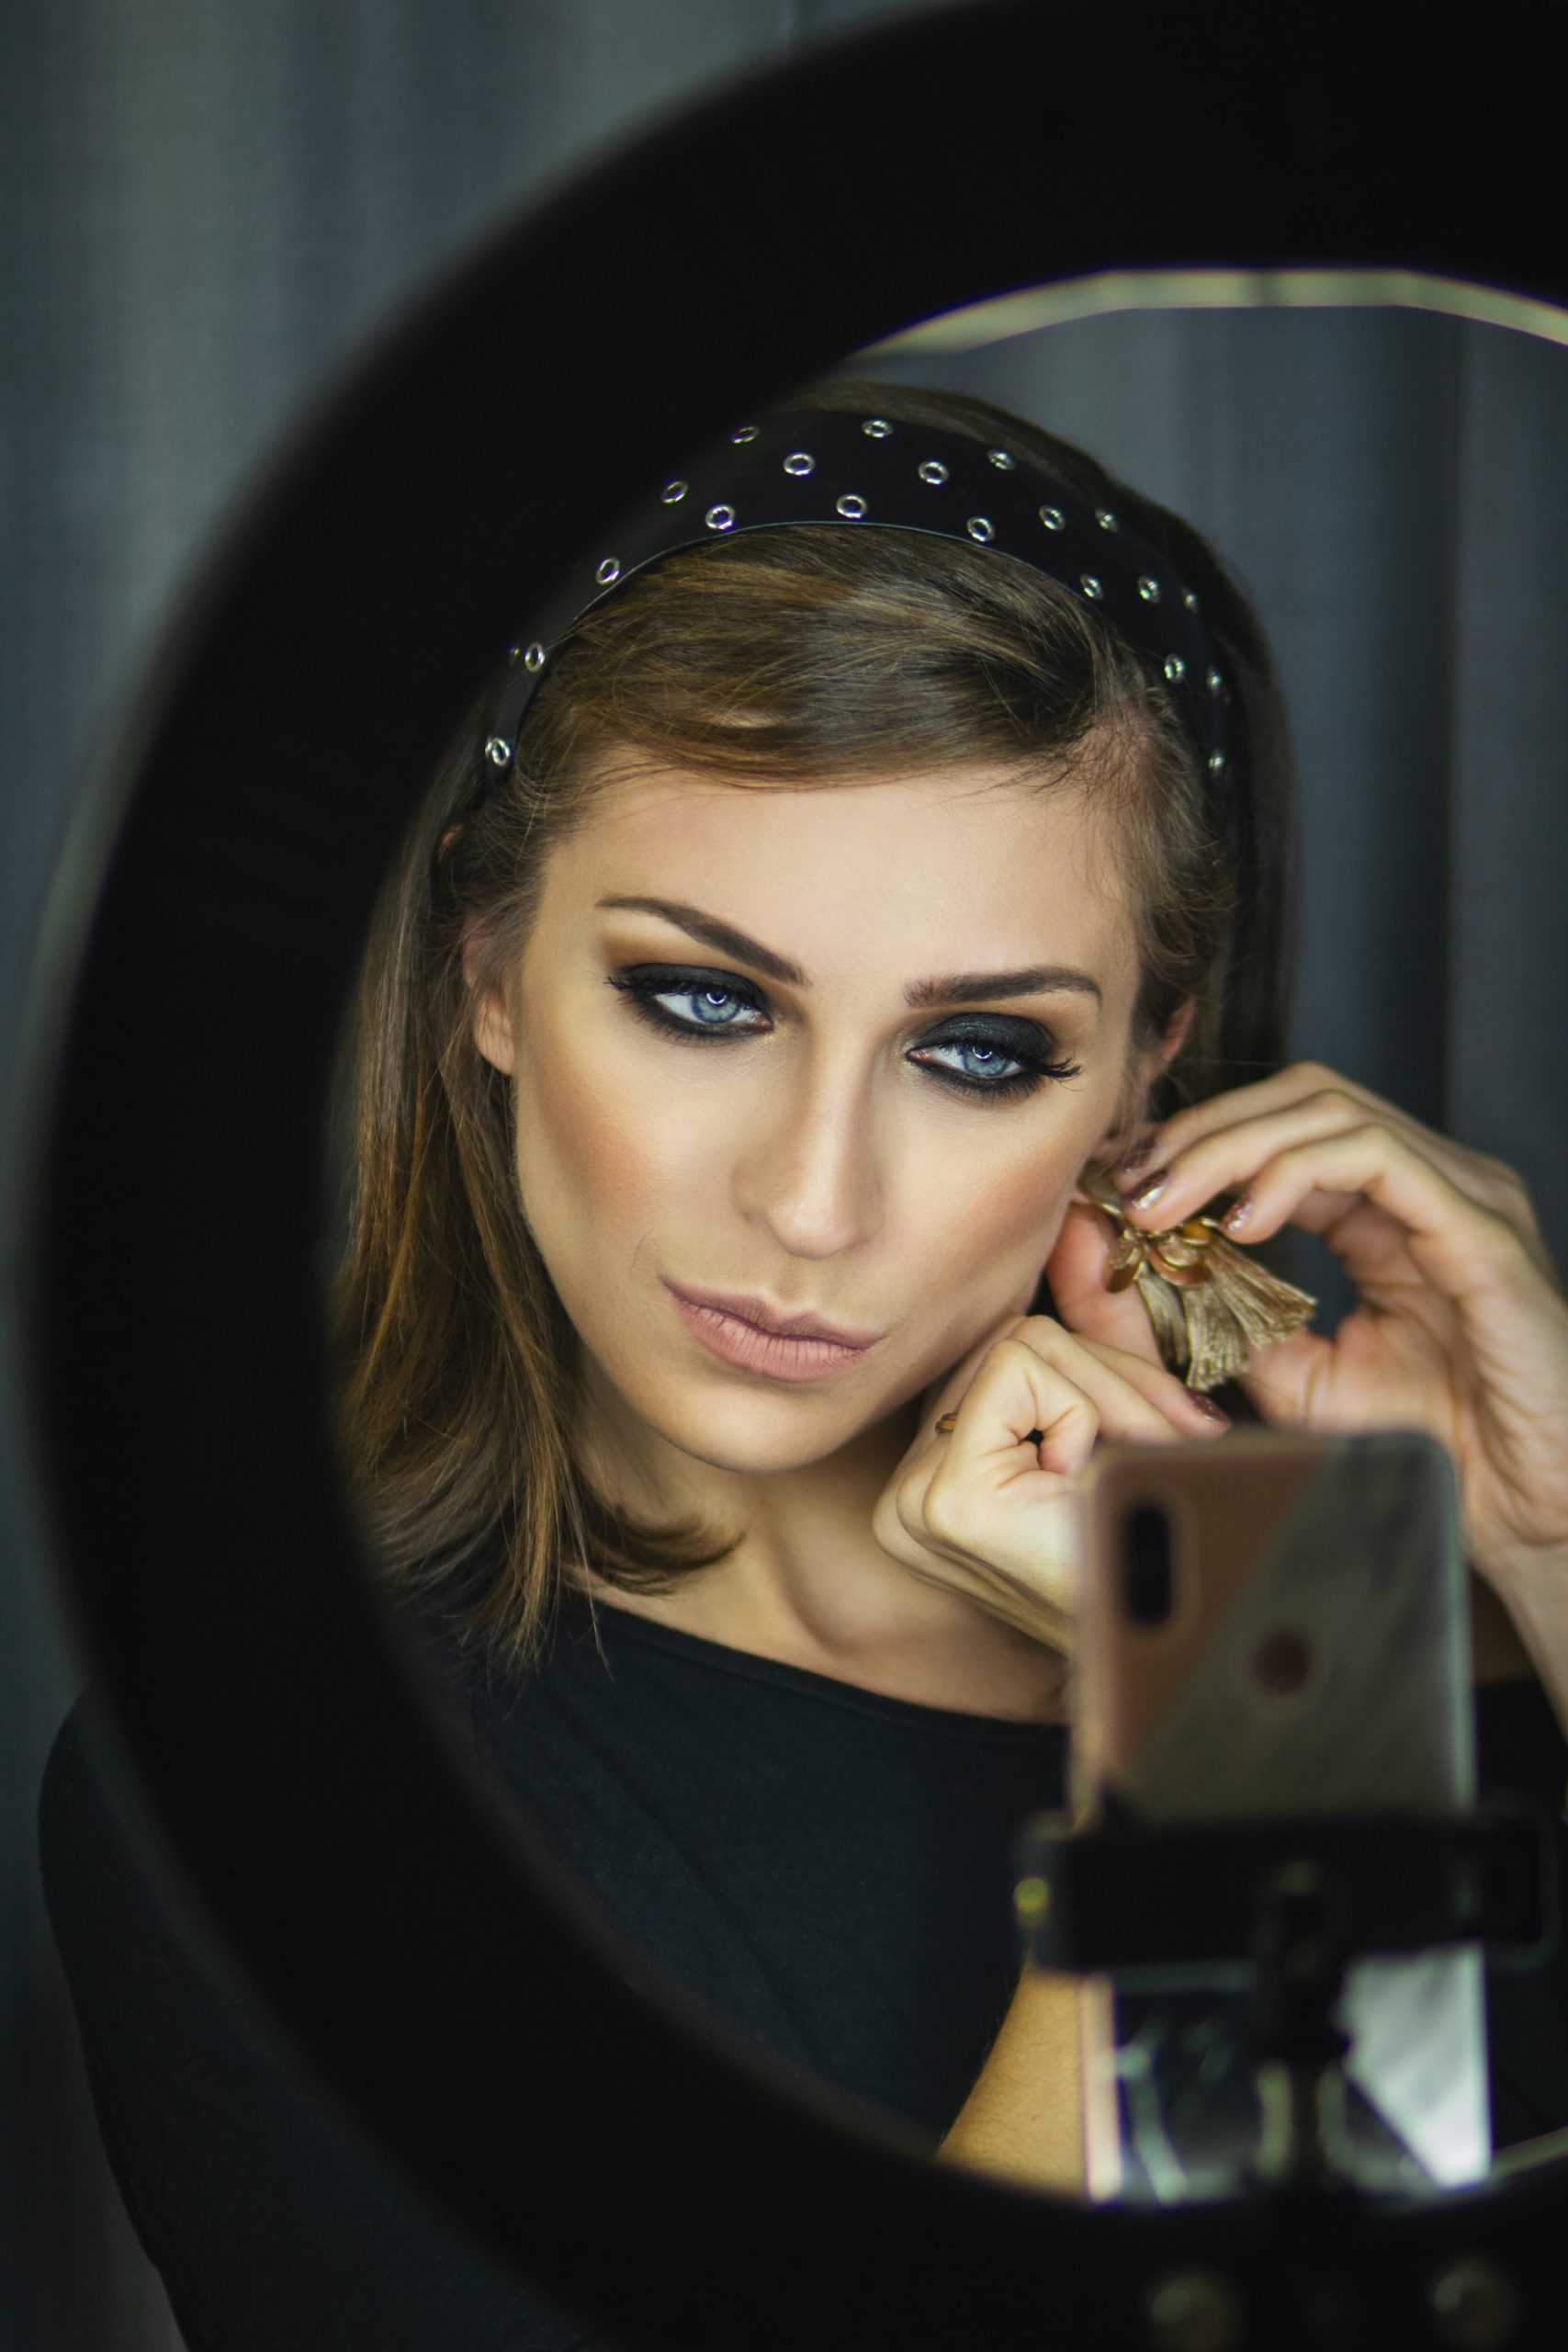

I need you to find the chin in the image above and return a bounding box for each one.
[664,1396,873,1475]
[613,1367,896,1475]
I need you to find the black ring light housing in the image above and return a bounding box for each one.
[18,3,1568,2344]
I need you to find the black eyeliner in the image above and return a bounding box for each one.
[605,964,1082,1096]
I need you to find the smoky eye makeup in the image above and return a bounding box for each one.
[604,962,1084,1100]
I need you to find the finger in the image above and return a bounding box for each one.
[1115,1082,1529,1249]
[1202,1122,1533,1311]
[1124,1063,1438,1174]
[892,1343,1094,1646]
[1231,1323,1342,1427]
[1122,1063,1544,1246]
[917,1298,1227,1473]
[916,1311,1034,1437]
[1079,1336,1234,1436]
[1043,1199,1166,1365]
[888,1323,1218,1657]
[885,1340,1093,1617]
[929,1334,1104,1482]
[957,1322,1221,1466]
[1010,1316,1230,1442]
[909,1329,1195,1645]
[1118,1090,1389,1230]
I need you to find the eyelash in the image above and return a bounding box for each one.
[606,966,1083,1101]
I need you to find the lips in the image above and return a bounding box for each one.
[662,1283,881,1350]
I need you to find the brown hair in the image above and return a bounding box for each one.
[327,379,1299,1673]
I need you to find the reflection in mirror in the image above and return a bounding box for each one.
[312,292,1568,2224]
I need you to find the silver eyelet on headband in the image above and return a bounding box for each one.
[523,643,547,673]
[1208,752,1226,774]
[731,425,759,444]
[705,504,737,531]
[918,461,949,485]
[1095,508,1119,531]
[987,449,1016,469]
[783,452,816,477]
[1137,576,1162,602]
[1163,655,1186,683]
[966,516,995,543]
[660,480,689,505]
[1079,575,1104,599]
[1206,667,1224,694]
[485,735,513,767]
[1039,505,1066,531]
[1182,588,1201,611]
[595,558,622,586]
[506,641,522,663]
[836,493,868,519]
[862,418,894,438]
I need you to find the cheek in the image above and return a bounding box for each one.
[510,1030,712,1247]
[933,1136,1079,1287]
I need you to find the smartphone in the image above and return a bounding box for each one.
[1069,1428,1487,2203]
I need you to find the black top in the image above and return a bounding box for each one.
[38,1584,1568,2352]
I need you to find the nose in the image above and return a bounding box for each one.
[731,1054,885,1261]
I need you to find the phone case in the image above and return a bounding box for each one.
[1072,1429,1487,2203]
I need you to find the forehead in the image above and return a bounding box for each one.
[541,760,1140,989]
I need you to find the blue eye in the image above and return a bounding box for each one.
[924,1040,1027,1084]
[682,986,753,1027]
[607,966,1081,1099]
[910,1012,1082,1096]
[619,978,755,1027]
[609,966,766,1036]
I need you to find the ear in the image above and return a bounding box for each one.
[1146,995,1197,1078]
[463,925,516,1076]
[1089,997,1198,1169]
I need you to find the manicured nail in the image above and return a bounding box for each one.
[1185,1390,1230,1426]
[1220,1192,1253,1236]
[1124,1170,1168,1208]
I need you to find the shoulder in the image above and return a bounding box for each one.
[38,1694,128,1918]
[36,1685,615,2350]
[378,1569,562,1739]
[37,1694,250,2048]
[39,1691,179,1902]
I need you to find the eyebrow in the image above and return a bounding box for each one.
[595,895,1104,1008]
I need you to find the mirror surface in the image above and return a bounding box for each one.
[320,280,1568,2204]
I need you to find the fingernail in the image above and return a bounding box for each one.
[1124,1170,1168,1208]
[1220,1192,1253,1236]
[1185,1390,1230,1426]
[1114,1137,1156,1182]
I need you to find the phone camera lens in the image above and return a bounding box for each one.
[1248,1626,1314,1698]
[1122,1503,1174,1625]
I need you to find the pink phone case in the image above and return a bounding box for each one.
[1072,1429,1486,2202]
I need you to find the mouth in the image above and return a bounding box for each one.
[664,1283,881,1347]
[662,1282,883,1384]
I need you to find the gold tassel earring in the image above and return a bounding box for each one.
[1078,1167,1316,1394]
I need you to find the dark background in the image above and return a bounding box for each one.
[6,4,1567,2345]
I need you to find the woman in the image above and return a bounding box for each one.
[41,381,1568,2348]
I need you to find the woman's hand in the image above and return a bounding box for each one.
[870,1313,1228,1650]
[1047,1062,1568,1600]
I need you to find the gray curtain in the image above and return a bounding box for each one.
[6,5,1565,2346]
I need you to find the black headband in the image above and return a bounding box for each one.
[478,407,1236,835]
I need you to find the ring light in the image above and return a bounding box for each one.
[19,4,1568,2344]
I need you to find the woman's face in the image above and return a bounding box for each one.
[470,757,1161,1474]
